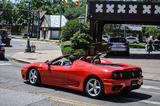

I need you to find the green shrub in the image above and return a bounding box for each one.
[129,43,145,48]
[61,46,74,55]
[74,49,88,55]
[71,31,92,49]
[61,19,80,41]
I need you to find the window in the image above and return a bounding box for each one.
[51,56,69,66]
[110,38,126,42]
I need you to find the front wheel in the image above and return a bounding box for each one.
[84,77,104,98]
[28,68,41,85]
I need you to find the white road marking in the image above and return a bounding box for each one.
[124,97,160,106]
[142,100,160,105]
[0,62,12,66]
[137,90,160,95]
[142,85,160,90]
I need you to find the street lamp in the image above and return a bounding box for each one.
[123,25,126,38]
[78,15,85,31]
[25,2,31,52]
[78,15,85,25]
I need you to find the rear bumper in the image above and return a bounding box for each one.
[110,47,128,52]
[103,77,143,94]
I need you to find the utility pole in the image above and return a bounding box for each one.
[31,11,34,37]
[59,1,62,43]
[124,26,126,38]
[85,0,88,22]
[25,2,31,52]
[37,10,40,39]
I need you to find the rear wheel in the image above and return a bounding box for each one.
[0,53,5,60]
[84,77,104,98]
[28,68,41,85]
[125,51,130,56]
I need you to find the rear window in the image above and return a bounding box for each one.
[110,38,126,42]
[103,35,108,38]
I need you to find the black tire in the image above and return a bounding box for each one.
[28,68,41,86]
[84,77,104,98]
[0,53,5,60]
[125,51,130,56]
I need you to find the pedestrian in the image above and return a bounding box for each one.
[0,34,2,45]
[146,36,153,52]
[6,33,12,46]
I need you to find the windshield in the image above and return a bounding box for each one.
[103,36,108,38]
[127,38,136,40]
[110,38,126,42]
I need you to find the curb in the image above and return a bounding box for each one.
[12,58,30,64]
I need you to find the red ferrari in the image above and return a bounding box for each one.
[21,54,143,98]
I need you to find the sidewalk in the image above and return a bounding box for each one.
[12,50,62,64]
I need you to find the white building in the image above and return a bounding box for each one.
[40,15,68,40]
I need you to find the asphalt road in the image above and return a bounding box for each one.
[0,39,160,106]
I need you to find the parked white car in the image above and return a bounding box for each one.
[126,37,139,43]
[102,35,109,42]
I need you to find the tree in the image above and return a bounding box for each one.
[136,0,160,1]
[71,30,92,49]
[0,1,14,28]
[142,27,160,40]
[64,6,81,20]
[103,24,123,36]
[61,19,80,41]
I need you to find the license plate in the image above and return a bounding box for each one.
[116,45,121,47]
[131,80,137,86]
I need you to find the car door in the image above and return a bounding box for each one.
[65,60,87,87]
[48,56,72,86]
[49,65,72,86]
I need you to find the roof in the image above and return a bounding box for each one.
[122,24,159,31]
[40,11,47,19]
[43,15,68,28]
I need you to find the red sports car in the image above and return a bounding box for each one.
[21,54,143,98]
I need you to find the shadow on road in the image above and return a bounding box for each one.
[102,91,151,103]
[24,82,151,103]
[0,58,9,61]
[104,53,160,60]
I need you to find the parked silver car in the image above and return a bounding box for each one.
[107,37,129,55]
[126,37,139,43]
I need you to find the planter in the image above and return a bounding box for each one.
[31,45,36,53]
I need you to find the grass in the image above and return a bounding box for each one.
[129,43,145,48]
[56,41,71,46]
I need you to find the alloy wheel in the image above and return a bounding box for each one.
[29,69,38,84]
[86,78,101,97]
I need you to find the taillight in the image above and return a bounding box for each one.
[112,73,117,79]
[0,46,5,51]
[112,72,123,79]
[124,42,128,46]
[108,43,113,46]
[120,73,123,78]
[139,71,142,77]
